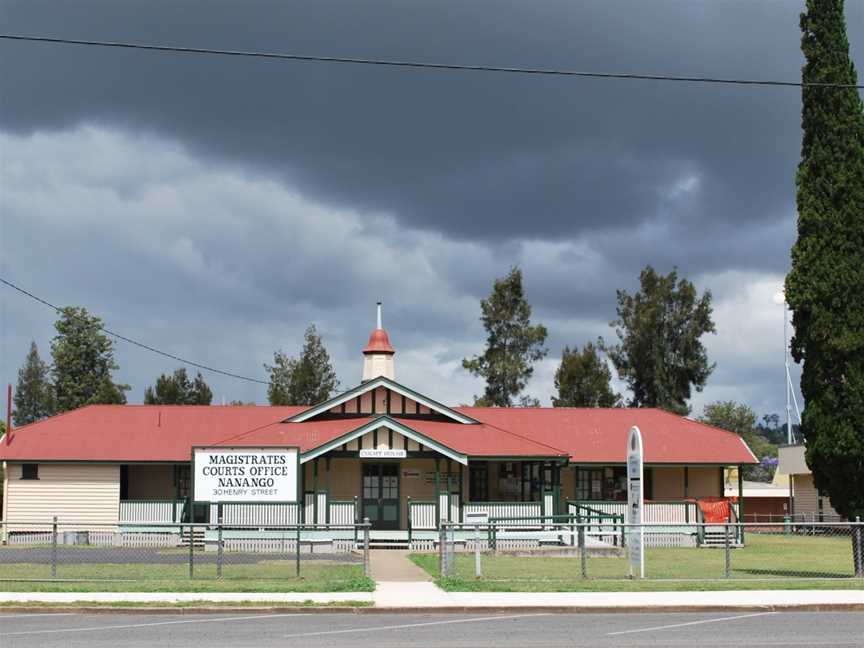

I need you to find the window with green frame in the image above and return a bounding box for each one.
[469,463,488,501]
[575,467,627,500]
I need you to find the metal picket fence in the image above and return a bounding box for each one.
[0,517,371,582]
[438,518,864,582]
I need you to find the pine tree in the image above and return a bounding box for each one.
[604,266,715,415]
[463,267,548,407]
[13,341,55,426]
[265,324,339,405]
[553,342,621,408]
[785,0,864,548]
[265,350,293,406]
[144,368,213,405]
[51,307,129,411]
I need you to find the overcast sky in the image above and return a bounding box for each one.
[2,1,862,418]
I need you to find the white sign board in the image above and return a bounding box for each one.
[193,447,298,503]
[359,449,407,459]
[464,511,489,525]
[626,426,645,578]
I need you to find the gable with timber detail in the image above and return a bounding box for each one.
[328,386,434,418]
[300,416,468,464]
[287,376,478,425]
[340,426,431,452]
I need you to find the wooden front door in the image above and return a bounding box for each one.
[362,463,400,530]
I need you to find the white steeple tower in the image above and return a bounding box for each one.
[362,302,395,382]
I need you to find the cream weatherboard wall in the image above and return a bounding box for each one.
[4,463,120,529]
[686,466,723,498]
[793,474,842,519]
[652,466,722,499]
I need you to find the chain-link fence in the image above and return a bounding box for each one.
[437,518,864,583]
[741,513,845,524]
[0,518,371,583]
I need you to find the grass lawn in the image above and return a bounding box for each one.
[0,600,373,608]
[0,561,374,592]
[410,534,864,592]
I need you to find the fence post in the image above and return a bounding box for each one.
[407,496,413,546]
[363,517,370,579]
[578,522,587,578]
[353,496,359,545]
[474,524,481,579]
[188,524,194,579]
[448,523,455,578]
[216,511,223,580]
[438,523,446,577]
[855,517,863,579]
[295,521,301,577]
[51,516,58,579]
[724,523,731,578]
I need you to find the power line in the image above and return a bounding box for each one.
[2,34,862,89]
[0,276,271,386]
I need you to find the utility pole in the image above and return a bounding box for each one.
[784,301,792,445]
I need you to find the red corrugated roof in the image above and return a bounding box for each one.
[0,405,304,462]
[396,418,568,457]
[457,407,758,464]
[0,404,756,464]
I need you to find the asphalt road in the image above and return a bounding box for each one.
[0,611,862,647]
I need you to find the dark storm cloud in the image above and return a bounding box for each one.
[3,0,861,258]
[1,0,855,413]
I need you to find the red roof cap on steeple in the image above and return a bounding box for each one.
[363,328,395,354]
[363,301,395,354]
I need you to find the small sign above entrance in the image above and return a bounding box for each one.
[359,449,407,459]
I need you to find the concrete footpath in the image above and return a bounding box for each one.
[373,583,864,611]
[1,588,862,612]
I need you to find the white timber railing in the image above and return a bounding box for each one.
[437,492,462,523]
[316,492,328,525]
[328,500,356,525]
[218,503,299,526]
[462,501,542,525]
[568,500,700,524]
[304,492,315,522]
[119,500,184,524]
[409,500,438,530]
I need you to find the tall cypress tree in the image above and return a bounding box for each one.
[786,0,864,549]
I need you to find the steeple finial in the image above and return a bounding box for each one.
[377,301,383,330]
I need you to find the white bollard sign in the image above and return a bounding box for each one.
[193,447,299,502]
[627,426,645,578]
